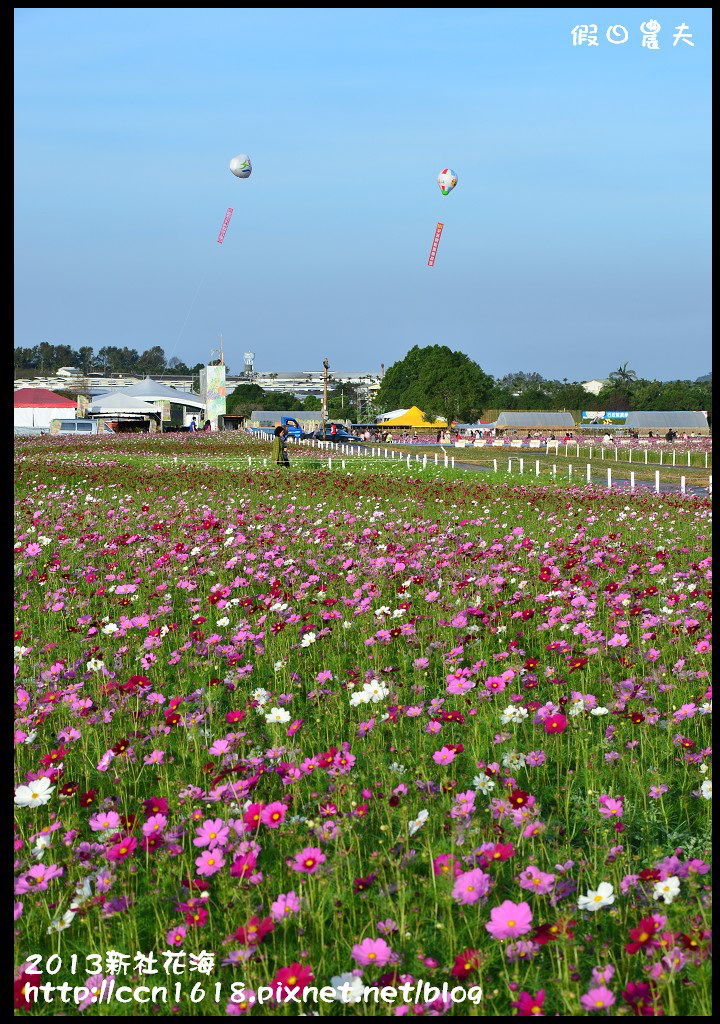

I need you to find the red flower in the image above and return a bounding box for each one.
[15,968,41,1010]
[272,964,315,1002]
[511,989,545,1015]
[451,950,481,979]
[509,789,530,808]
[232,915,275,946]
[626,917,663,955]
[543,714,567,734]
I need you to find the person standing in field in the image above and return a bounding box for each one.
[272,425,290,468]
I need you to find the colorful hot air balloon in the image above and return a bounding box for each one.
[437,168,457,196]
[229,154,252,179]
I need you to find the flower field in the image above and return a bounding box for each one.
[14,434,712,1016]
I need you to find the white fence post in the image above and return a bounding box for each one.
[519,458,524,474]
[451,457,455,469]
[672,450,676,467]
[536,459,540,476]
[607,468,612,488]
[444,455,448,468]
[493,458,497,472]
[660,450,663,465]
[422,455,427,469]
[568,464,572,481]
[687,451,691,467]
[406,455,411,468]
[644,449,648,464]
[629,448,632,463]
[630,471,635,492]
[601,447,605,460]
[586,464,592,484]
[680,476,686,494]
[328,457,332,469]
[615,446,618,461]
[507,458,512,472]
[655,470,660,493]
[434,453,438,465]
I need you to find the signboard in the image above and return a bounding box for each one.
[581,410,629,422]
[199,364,227,427]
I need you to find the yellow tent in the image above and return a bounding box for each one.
[377,406,448,429]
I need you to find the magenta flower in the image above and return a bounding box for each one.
[351,937,392,967]
[485,900,533,939]
[580,986,616,1011]
[106,836,137,862]
[261,802,287,828]
[289,846,326,874]
[598,798,624,819]
[543,714,567,734]
[432,746,456,765]
[452,868,491,905]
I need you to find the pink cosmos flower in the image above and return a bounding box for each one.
[260,802,287,828]
[433,746,457,765]
[518,866,556,895]
[166,925,187,946]
[141,813,167,837]
[580,986,616,1011]
[195,849,226,877]
[193,818,230,848]
[452,868,491,905]
[106,836,137,862]
[289,847,326,874]
[351,937,393,967]
[88,811,122,832]
[270,890,301,922]
[598,798,624,819]
[485,900,533,940]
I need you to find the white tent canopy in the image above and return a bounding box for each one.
[88,394,159,414]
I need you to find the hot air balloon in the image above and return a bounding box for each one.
[229,154,252,179]
[437,168,457,196]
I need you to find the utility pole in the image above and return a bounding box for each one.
[322,357,329,439]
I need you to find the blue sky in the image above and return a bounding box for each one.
[14,8,711,381]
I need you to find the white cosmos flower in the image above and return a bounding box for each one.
[300,632,317,647]
[653,876,680,904]
[362,680,389,703]
[329,973,365,1003]
[47,909,76,934]
[577,881,615,912]
[349,690,371,706]
[472,774,496,795]
[265,707,291,724]
[216,616,230,627]
[15,777,55,808]
[590,706,609,716]
[700,779,712,799]
[251,688,270,706]
[500,705,529,725]
[408,809,429,836]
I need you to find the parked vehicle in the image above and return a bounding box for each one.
[50,418,115,435]
[310,424,363,444]
[280,417,312,439]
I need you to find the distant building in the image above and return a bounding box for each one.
[14,387,76,430]
[582,379,609,396]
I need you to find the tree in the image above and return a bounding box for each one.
[135,346,167,375]
[302,394,322,412]
[377,345,493,425]
[226,383,267,417]
[608,362,638,388]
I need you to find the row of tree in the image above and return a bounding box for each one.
[226,382,365,421]
[375,349,711,425]
[14,342,216,377]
